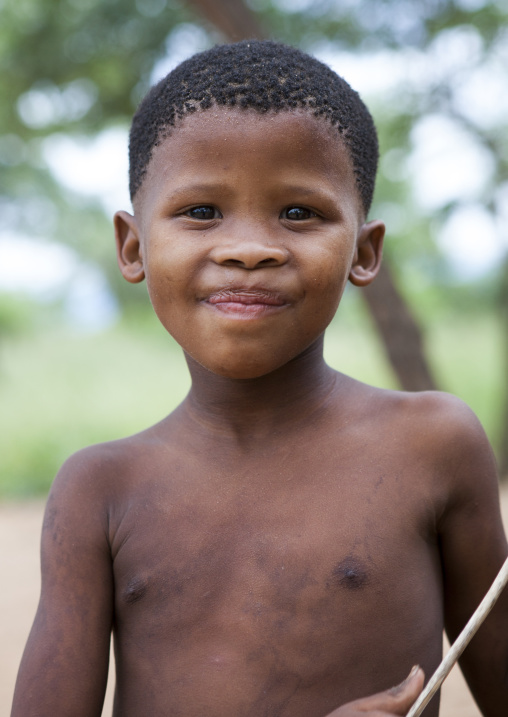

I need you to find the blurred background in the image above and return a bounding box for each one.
[1,0,508,498]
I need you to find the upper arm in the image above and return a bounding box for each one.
[435,396,508,715]
[11,448,114,717]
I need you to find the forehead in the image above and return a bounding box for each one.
[136,107,360,215]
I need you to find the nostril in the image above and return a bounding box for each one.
[218,256,283,269]
[211,244,288,269]
[222,258,244,267]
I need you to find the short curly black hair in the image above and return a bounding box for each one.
[129,40,379,215]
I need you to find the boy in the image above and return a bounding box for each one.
[11,40,508,717]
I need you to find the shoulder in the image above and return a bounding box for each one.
[387,389,493,465]
[371,386,498,502]
[51,436,140,496]
[47,413,180,503]
[347,380,497,485]
[46,428,161,527]
[52,422,169,493]
[357,383,488,445]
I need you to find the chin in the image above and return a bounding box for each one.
[210,362,279,381]
[194,351,290,380]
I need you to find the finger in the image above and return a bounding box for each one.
[352,666,425,715]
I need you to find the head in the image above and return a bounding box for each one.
[128,40,379,217]
[115,41,384,379]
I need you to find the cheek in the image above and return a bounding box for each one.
[144,234,193,297]
[302,243,353,305]
[144,255,192,334]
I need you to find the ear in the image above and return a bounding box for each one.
[348,219,385,287]
[114,210,145,284]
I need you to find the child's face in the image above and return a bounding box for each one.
[115,108,384,379]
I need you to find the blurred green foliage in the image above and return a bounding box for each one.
[1,0,194,302]
[0,293,37,336]
[0,312,188,496]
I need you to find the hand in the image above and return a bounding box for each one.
[325,666,425,716]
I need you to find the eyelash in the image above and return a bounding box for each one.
[184,206,221,220]
[182,205,317,221]
[281,206,316,221]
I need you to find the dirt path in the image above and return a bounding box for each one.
[2,488,508,716]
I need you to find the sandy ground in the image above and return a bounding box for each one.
[2,488,508,717]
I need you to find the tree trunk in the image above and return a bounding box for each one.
[186,0,265,41]
[186,0,438,393]
[362,263,437,391]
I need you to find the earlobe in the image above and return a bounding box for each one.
[114,210,145,284]
[348,219,385,287]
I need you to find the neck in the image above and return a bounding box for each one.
[182,336,339,444]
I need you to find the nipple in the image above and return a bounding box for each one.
[328,556,369,591]
[124,575,149,604]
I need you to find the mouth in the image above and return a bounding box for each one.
[204,288,289,318]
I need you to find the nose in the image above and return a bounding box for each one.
[210,240,289,269]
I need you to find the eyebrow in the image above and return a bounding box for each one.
[276,185,337,201]
[166,183,235,200]
[163,182,342,214]
[274,185,344,213]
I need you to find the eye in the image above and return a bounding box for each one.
[282,206,316,221]
[185,206,221,220]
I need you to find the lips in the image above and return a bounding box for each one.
[205,288,288,318]
[207,289,286,306]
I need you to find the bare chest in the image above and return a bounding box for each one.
[110,454,443,698]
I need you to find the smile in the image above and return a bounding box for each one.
[205,289,288,319]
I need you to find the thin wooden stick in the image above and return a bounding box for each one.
[407,556,508,717]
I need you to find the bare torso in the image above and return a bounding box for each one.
[108,379,447,716]
[11,363,508,717]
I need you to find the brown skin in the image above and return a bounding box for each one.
[11,109,508,717]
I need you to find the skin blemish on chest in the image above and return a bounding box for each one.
[327,556,369,591]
